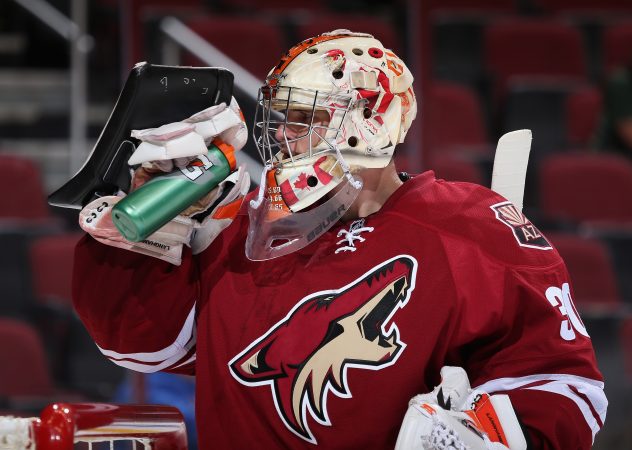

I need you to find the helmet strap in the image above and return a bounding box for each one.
[250,164,271,209]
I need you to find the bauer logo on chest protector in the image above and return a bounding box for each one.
[491,201,552,250]
[228,255,418,444]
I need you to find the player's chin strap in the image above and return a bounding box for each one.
[249,164,270,210]
[332,143,362,190]
[395,367,528,450]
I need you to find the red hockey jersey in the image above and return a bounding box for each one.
[73,171,607,449]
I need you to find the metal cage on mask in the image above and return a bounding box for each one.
[253,85,354,172]
[253,84,363,214]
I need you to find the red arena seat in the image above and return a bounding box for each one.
[425,0,515,14]
[566,86,603,147]
[424,82,490,164]
[484,19,586,98]
[29,233,84,309]
[532,0,632,15]
[183,17,286,81]
[222,0,327,12]
[295,15,402,55]
[546,232,622,315]
[0,318,54,397]
[0,154,50,221]
[538,153,632,226]
[432,156,485,185]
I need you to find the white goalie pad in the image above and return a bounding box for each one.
[411,366,472,411]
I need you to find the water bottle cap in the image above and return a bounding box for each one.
[213,138,237,171]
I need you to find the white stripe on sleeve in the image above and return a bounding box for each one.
[96,303,197,373]
[474,373,607,442]
[528,381,605,442]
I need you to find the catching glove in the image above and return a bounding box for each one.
[395,367,528,450]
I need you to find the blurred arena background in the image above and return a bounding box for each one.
[0,0,631,448]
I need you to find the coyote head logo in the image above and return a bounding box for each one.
[228,255,418,443]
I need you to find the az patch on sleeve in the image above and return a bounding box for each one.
[491,201,552,250]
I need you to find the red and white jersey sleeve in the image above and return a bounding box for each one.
[470,261,607,449]
[457,262,607,448]
[72,235,198,375]
[418,176,607,449]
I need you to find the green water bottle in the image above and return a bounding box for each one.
[112,142,236,242]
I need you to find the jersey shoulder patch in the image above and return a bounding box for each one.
[491,201,552,250]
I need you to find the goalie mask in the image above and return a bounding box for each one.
[246,29,417,261]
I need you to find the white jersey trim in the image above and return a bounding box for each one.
[97,303,197,373]
[174,354,196,369]
[474,373,604,391]
[528,382,603,442]
[474,373,607,442]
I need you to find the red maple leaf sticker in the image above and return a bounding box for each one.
[293,172,310,191]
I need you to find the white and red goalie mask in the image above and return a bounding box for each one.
[246,29,417,261]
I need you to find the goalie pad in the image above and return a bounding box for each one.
[396,367,527,450]
[128,122,207,166]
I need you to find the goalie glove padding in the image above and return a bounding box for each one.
[412,366,472,412]
[79,167,250,264]
[190,166,250,255]
[396,395,526,450]
[464,392,528,450]
[128,97,247,167]
[79,99,250,264]
[79,196,192,265]
[395,366,528,450]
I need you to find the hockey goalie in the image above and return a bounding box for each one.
[56,29,607,449]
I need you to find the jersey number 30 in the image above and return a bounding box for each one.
[546,283,589,341]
